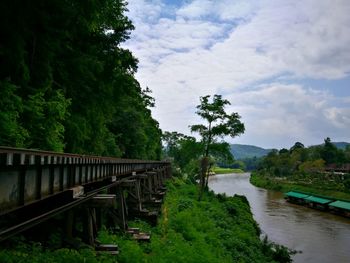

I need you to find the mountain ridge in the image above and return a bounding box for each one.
[231,142,350,160]
[230,144,272,160]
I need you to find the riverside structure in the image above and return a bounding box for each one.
[285,190,350,217]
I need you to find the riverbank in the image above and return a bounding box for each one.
[210,173,350,263]
[250,173,350,201]
[0,178,293,262]
[212,167,244,174]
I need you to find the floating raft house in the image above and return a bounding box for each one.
[284,191,310,204]
[285,191,309,199]
[285,191,350,217]
[329,200,350,217]
[329,200,350,211]
[304,196,333,210]
[304,195,332,204]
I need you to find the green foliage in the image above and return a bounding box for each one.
[250,173,350,200]
[230,144,272,160]
[344,178,350,191]
[320,137,345,165]
[0,0,162,159]
[24,90,70,152]
[261,237,295,263]
[188,95,245,194]
[253,138,350,196]
[162,132,203,178]
[190,95,245,157]
[97,179,292,262]
[212,167,244,174]
[0,242,114,263]
[0,80,28,147]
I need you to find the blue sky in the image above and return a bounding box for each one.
[123,0,350,149]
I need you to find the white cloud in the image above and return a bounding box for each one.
[226,84,350,148]
[177,0,259,21]
[126,0,163,23]
[123,0,350,148]
[324,107,350,128]
[176,0,212,19]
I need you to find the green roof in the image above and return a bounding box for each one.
[329,200,350,211]
[285,191,309,199]
[304,196,332,204]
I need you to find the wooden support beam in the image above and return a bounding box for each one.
[126,227,150,242]
[88,194,117,208]
[95,244,119,255]
[122,178,143,212]
[65,210,75,239]
[109,187,128,231]
[85,207,98,246]
[132,232,151,242]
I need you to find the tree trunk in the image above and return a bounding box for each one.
[199,156,209,200]
[205,162,212,189]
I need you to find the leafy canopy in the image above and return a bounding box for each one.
[0,0,162,159]
[190,94,245,157]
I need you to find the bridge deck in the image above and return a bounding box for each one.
[0,147,171,241]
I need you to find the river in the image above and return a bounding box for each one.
[208,173,350,263]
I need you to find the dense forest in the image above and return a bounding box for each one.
[0,0,161,159]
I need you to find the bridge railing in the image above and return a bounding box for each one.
[0,146,170,215]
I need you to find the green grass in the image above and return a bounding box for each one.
[250,173,350,201]
[0,178,293,263]
[212,167,244,174]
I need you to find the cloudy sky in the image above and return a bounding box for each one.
[123,0,350,149]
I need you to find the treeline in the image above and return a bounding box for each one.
[257,138,350,177]
[0,0,161,159]
[254,138,350,193]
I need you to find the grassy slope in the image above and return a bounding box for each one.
[0,178,292,263]
[250,174,350,201]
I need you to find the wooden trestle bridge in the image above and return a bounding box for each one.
[0,147,171,252]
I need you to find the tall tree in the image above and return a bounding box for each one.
[321,137,339,165]
[190,95,245,197]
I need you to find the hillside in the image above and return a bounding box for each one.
[332,142,350,150]
[230,144,272,160]
[230,141,349,160]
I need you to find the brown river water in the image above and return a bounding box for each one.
[208,173,350,263]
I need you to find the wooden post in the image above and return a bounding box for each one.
[65,210,75,239]
[87,208,97,246]
[117,187,128,231]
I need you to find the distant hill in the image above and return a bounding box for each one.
[332,142,350,150]
[230,144,272,160]
[231,142,349,160]
[311,141,350,150]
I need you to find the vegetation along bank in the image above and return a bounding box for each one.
[212,167,244,174]
[250,139,350,201]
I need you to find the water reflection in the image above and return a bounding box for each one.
[209,173,350,263]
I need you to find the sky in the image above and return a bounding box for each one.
[123,0,350,149]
